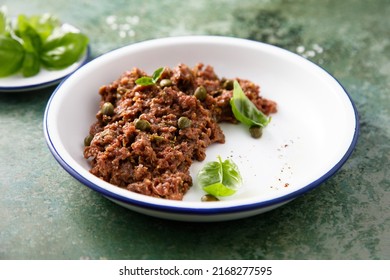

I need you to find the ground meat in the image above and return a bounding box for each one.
[84,63,277,200]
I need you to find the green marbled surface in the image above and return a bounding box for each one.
[0,0,389,259]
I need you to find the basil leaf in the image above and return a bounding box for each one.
[15,15,42,53]
[152,67,164,83]
[135,67,164,86]
[0,36,25,77]
[135,76,155,86]
[230,80,270,127]
[197,156,242,197]
[198,160,223,188]
[41,32,88,69]
[25,13,61,42]
[0,9,6,34]
[221,157,242,188]
[22,51,40,77]
[203,182,237,197]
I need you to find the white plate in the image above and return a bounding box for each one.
[0,23,90,92]
[43,36,359,222]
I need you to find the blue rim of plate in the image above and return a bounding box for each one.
[0,45,91,92]
[43,39,359,217]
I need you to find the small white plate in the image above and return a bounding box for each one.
[43,36,359,222]
[0,23,90,92]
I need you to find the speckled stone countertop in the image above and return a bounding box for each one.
[1,0,389,260]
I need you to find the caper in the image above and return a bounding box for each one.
[135,119,151,131]
[194,86,207,101]
[160,79,172,88]
[178,116,191,129]
[151,134,164,143]
[222,79,234,90]
[117,86,127,95]
[84,134,94,146]
[201,194,219,202]
[101,102,114,116]
[249,125,263,139]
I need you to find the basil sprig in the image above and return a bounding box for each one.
[197,156,242,197]
[0,10,88,77]
[230,80,271,128]
[135,67,164,86]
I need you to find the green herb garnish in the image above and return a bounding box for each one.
[135,67,164,86]
[230,80,271,128]
[197,156,242,197]
[0,7,7,34]
[0,10,88,77]
[0,36,25,77]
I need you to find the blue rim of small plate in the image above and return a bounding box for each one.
[43,38,359,217]
[0,46,91,92]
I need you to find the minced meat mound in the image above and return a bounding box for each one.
[84,63,277,200]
